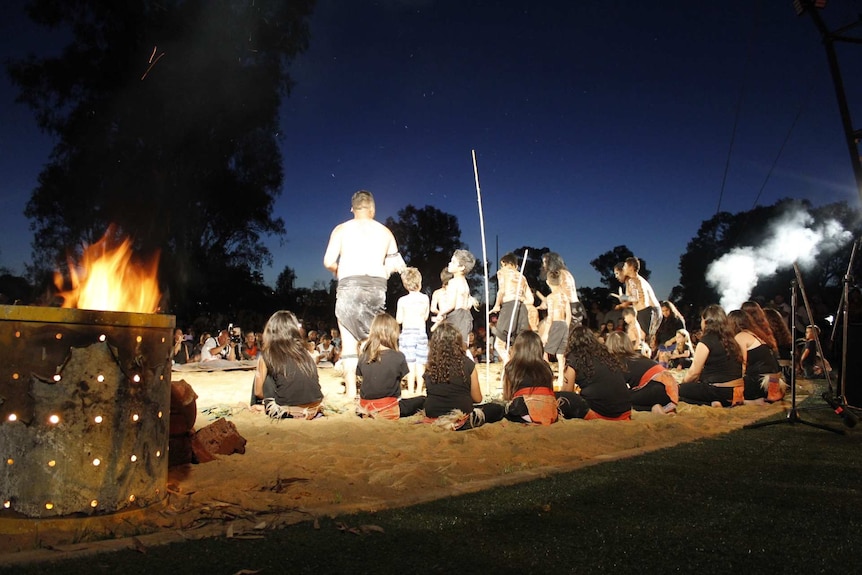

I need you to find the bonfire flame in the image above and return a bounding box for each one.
[54,229,162,314]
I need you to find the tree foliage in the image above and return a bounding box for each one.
[8,0,315,318]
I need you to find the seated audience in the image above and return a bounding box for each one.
[728,310,785,403]
[241,331,259,360]
[355,314,425,419]
[662,329,694,369]
[678,305,744,407]
[423,323,504,430]
[654,300,686,356]
[172,328,190,365]
[252,310,323,419]
[561,324,631,420]
[316,333,339,366]
[605,331,678,414]
[201,329,236,362]
[503,331,589,424]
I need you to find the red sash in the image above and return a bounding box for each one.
[358,397,400,420]
[584,409,632,421]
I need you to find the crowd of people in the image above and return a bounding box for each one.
[181,190,835,431]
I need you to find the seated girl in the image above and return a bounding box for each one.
[728,310,785,403]
[605,331,678,414]
[561,325,631,420]
[252,310,324,419]
[502,331,589,424]
[678,305,745,408]
[356,313,425,420]
[660,329,694,369]
[423,323,504,430]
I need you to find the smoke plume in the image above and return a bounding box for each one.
[706,209,851,311]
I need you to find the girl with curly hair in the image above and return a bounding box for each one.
[679,305,745,407]
[502,331,588,424]
[562,324,631,420]
[253,310,323,419]
[423,323,504,430]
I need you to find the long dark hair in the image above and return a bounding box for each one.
[701,305,743,365]
[741,301,777,351]
[763,307,793,349]
[361,313,400,363]
[425,323,467,384]
[564,324,623,381]
[604,330,640,359]
[503,331,553,400]
[260,310,316,379]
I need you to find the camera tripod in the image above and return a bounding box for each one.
[746,263,845,434]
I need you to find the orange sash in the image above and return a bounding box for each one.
[358,397,401,420]
[584,409,632,421]
[512,387,558,425]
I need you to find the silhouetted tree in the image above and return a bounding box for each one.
[8,0,315,318]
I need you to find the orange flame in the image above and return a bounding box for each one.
[54,229,161,314]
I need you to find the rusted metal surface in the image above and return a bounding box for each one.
[0,305,174,518]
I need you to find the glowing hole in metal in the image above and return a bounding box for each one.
[132,414,140,422]
[14,331,21,338]
[48,414,60,424]
[158,411,163,418]
[99,334,106,342]
[6,459,13,466]
[53,374,61,382]
[7,414,17,422]
[12,373,19,380]
[3,501,10,509]
[97,375,105,382]
[55,333,62,340]
[45,502,54,510]
[90,500,98,508]
[48,460,56,467]
[155,450,161,457]
[132,374,141,383]
[93,458,101,466]
[130,454,137,462]
[136,336,142,343]
[94,415,103,424]
[129,494,136,502]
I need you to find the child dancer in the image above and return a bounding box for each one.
[490,252,534,365]
[252,310,324,419]
[396,267,430,396]
[539,271,571,390]
[432,249,476,341]
[503,331,588,424]
[423,323,504,430]
[356,313,425,420]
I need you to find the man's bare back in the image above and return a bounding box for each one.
[324,218,399,279]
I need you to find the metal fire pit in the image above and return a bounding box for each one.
[0,305,175,518]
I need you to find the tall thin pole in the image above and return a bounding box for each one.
[472,150,492,396]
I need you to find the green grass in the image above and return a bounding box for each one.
[3,396,861,574]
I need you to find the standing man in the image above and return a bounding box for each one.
[323,190,406,398]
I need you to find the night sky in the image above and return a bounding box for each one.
[2,0,861,301]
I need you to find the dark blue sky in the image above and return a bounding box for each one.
[2,0,861,300]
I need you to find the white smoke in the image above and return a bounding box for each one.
[706,209,852,311]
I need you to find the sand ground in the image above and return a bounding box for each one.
[0,363,799,556]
